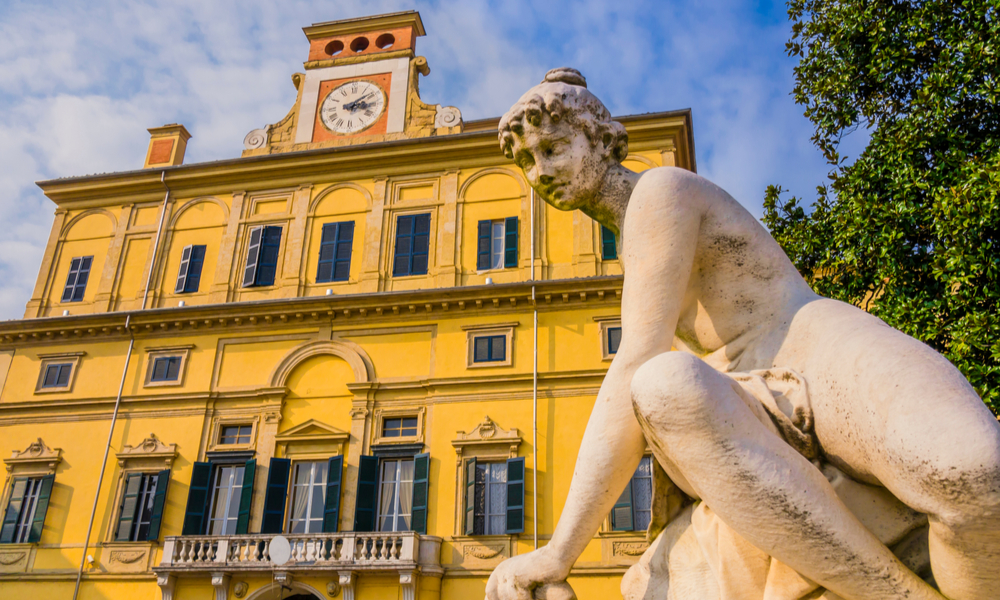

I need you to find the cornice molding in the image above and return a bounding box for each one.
[35,111,692,207]
[0,276,623,347]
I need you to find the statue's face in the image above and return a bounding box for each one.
[510,118,607,210]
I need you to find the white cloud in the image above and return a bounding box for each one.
[0,0,834,319]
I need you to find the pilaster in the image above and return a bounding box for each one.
[339,571,357,600]
[211,572,231,600]
[157,573,176,600]
[211,191,247,303]
[95,203,134,310]
[433,169,460,287]
[250,406,283,533]
[400,570,416,600]
[341,387,374,531]
[660,142,677,168]
[281,183,314,297]
[25,209,68,318]
[572,212,598,278]
[360,177,388,293]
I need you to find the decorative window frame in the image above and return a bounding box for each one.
[208,415,260,453]
[385,208,437,280]
[450,416,522,562]
[594,316,622,362]
[1,439,61,562]
[274,419,350,460]
[105,433,178,543]
[143,345,194,388]
[371,406,425,447]
[462,322,517,369]
[34,351,85,394]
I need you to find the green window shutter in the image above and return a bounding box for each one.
[145,469,171,541]
[27,475,54,543]
[236,459,256,534]
[464,457,477,535]
[322,456,343,533]
[255,226,282,286]
[353,455,378,532]
[410,452,430,534]
[1,478,27,543]
[115,473,143,541]
[610,480,634,531]
[242,226,263,287]
[182,462,212,535]
[261,458,290,534]
[505,457,525,534]
[504,216,518,268]
[174,245,193,293]
[601,225,618,260]
[477,221,491,270]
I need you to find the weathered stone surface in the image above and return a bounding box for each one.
[486,67,1000,600]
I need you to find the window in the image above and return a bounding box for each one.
[61,256,93,302]
[377,458,414,532]
[354,453,429,534]
[114,471,169,542]
[607,327,622,355]
[601,225,618,260]
[220,425,252,445]
[392,214,430,277]
[317,221,355,283]
[477,217,518,270]
[473,335,506,363]
[150,356,181,382]
[1,476,54,544]
[611,456,653,531]
[181,460,255,536]
[41,363,72,388]
[382,417,418,438]
[464,456,525,536]
[242,225,282,287]
[174,245,207,293]
[262,456,342,535]
[206,464,246,535]
[287,461,328,533]
[471,462,507,535]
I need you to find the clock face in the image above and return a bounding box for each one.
[319,80,386,134]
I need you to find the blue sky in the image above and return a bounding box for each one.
[0,0,843,319]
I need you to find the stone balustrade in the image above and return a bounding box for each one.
[154,532,443,600]
[158,531,426,570]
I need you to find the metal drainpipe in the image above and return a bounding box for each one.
[530,188,539,550]
[72,314,135,600]
[73,170,168,598]
[142,171,171,310]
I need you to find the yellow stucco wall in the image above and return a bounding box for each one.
[1,38,693,596]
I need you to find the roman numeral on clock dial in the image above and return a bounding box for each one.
[319,80,386,135]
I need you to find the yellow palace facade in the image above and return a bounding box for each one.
[0,12,694,600]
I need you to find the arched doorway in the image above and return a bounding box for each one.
[284,595,320,600]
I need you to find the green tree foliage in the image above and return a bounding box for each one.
[764,1,999,411]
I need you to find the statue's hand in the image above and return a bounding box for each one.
[485,547,576,600]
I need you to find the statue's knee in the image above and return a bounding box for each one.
[631,352,715,426]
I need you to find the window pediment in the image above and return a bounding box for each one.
[116,433,178,469]
[5,438,62,474]
[275,419,350,458]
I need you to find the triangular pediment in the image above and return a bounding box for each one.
[276,419,349,441]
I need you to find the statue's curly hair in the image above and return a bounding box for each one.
[499,68,628,163]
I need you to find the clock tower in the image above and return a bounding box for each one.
[242,11,463,155]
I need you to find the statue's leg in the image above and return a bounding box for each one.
[811,330,1000,600]
[630,351,943,600]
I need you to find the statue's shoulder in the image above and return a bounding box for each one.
[629,167,709,215]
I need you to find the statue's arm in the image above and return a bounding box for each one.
[544,177,704,572]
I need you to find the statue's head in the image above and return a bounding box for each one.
[499,68,629,211]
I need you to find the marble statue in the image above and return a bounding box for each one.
[486,68,1000,600]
